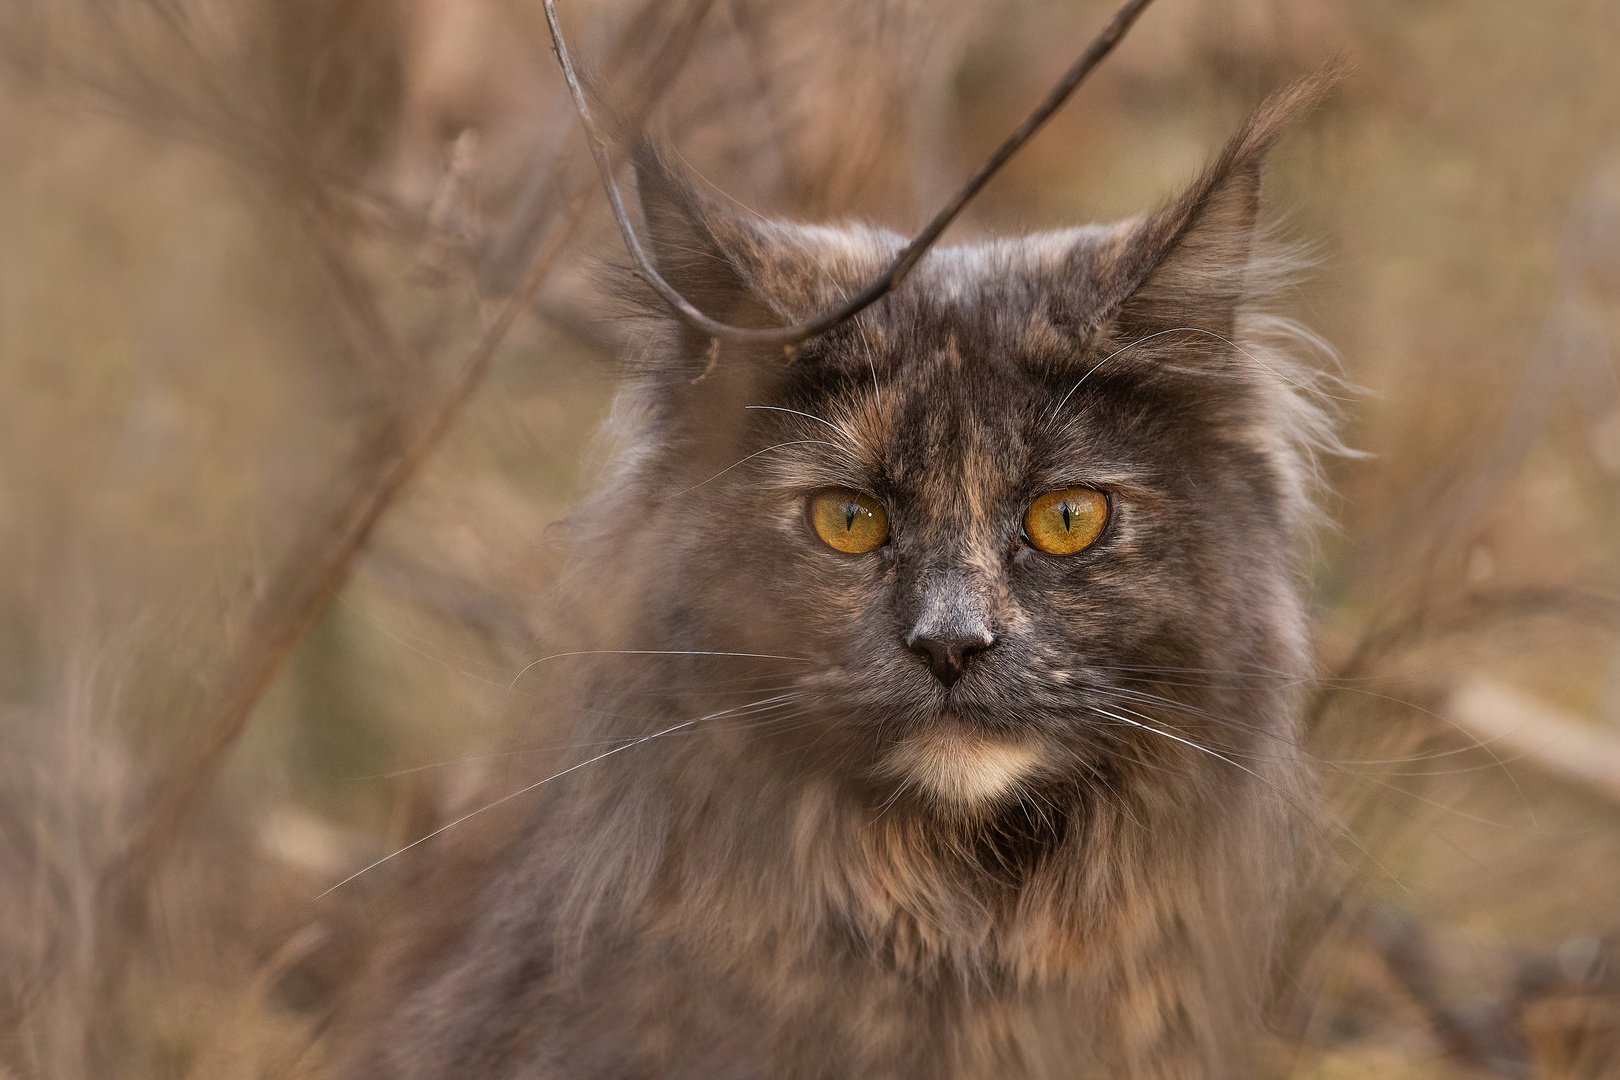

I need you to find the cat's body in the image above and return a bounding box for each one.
[342,76,1338,1080]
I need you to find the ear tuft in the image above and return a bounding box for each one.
[1102,64,1345,340]
[631,142,775,328]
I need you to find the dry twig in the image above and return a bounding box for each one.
[97,0,715,907]
[542,0,1159,347]
[13,0,721,1031]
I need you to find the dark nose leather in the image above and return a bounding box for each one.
[906,629,994,687]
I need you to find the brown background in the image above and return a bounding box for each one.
[2,0,1619,1076]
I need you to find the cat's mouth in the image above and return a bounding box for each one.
[876,721,1050,810]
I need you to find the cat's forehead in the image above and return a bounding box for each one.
[787,222,1128,383]
[786,225,1123,421]
[751,216,1239,509]
[897,225,1120,305]
[771,239,1121,508]
[780,221,1124,322]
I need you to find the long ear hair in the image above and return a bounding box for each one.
[628,142,798,332]
[1056,65,1351,541]
[632,144,762,324]
[1099,66,1345,342]
[621,140,909,389]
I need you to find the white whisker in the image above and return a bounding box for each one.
[856,317,881,398]
[667,439,856,499]
[510,649,809,690]
[744,405,848,434]
[315,695,798,899]
[1088,705,1269,783]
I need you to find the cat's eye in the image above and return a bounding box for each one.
[1023,487,1108,555]
[808,488,889,554]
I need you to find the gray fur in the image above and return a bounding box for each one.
[340,72,1340,1080]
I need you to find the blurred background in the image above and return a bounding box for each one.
[2,0,1619,1076]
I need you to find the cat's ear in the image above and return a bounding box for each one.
[632,143,782,331]
[1095,68,1341,345]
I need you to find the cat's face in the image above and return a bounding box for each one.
[616,102,1331,816]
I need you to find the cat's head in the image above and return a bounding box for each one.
[596,75,1340,819]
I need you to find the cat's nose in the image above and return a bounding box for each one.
[905,628,995,688]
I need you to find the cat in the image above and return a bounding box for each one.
[338,71,1341,1080]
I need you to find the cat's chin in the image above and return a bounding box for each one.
[878,723,1048,813]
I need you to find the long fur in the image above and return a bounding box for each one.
[339,71,1343,1080]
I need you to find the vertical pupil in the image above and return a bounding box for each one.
[1061,503,1072,531]
[844,503,858,531]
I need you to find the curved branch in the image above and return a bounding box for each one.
[541,0,1159,348]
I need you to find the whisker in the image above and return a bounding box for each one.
[1084,686,1298,756]
[1045,327,1191,428]
[1087,694,1509,795]
[510,649,810,690]
[1084,705,1414,895]
[315,720,699,898]
[355,747,576,780]
[666,439,855,499]
[1145,325,1356,401]
[856,318,881,399]
[1046,324,1353,432]
[1325,764,1545,833]
[315,694,799,898]
[337,595,538,696]
[1088,679,1539,772]
[1096,689,1543,843]
[744,405,849,435]
[1088,704,1280,778]
[346,692,807,783]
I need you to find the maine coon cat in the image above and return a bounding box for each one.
[341,71,1340,1080]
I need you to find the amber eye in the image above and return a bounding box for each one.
[1024,487,1108,555]
[808,488,889,554]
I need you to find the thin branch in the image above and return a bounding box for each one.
[1308,586,1620,733]
[89,0,718,900]
[97,0,722,881]
[5,0,715,1027]
[20,184,595,1041]
[542,0,1159,348]
[84,183,597,994]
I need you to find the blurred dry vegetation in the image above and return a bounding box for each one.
[2,0,1620,1077]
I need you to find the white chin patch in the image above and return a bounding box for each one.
[884,728,1045,809]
